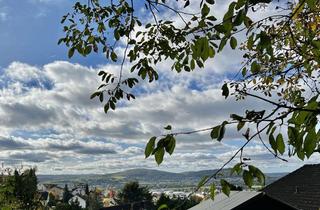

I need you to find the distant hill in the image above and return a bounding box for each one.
[38,168,286,189]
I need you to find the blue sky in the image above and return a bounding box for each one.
[0,0,109,68]
[0,0,316,174]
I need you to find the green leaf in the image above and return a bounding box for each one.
[220,179,231,196]
[109,101,116,110]
[111,51,118,62]
[98,71,105,76]
[201,3,210,17]
[217,122,227,142]
[230,37,237,49]
[236,0,246,9]
[243,170,253,187]
[222,83,229,99]
[155,147,165,165]
[215,25,227,33]
[158,204,168,210]
[297,150,305,160]
[184,0,190,8]
[165,136,176,155]
[99,92,104,102]
[259,32,271,49]
[190,59,195,70]
[68,47,75,58]
[251,61,261,74]
[210,183,216,200]
[210,125,221,139]
[208,47,215,58]
[114,30,120,40]
[84,46,92,55]
[145,136,156,158]
[206,0,215,4]
[207,16,217,21]
[231,163,242,175]
[164,125,172,130]
[223,2,236,21]
[198,176,209,188]
[233,9,245,25]
[249,165,265,185]
[211,122,227,142]
[237,121,245,131]
[255,170,265,186]
[231,114,243,121]
[276,133,285,155]
[304,129,317,158]
[90,92,100,99]
[266,122,275,135]
[104,103,109,113]
[269,134,277,154]
[247,34,254,50]
[306,0,316,10]
[218,37,228,52]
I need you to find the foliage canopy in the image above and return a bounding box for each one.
[0,168,39,210]
[116,181,153,206]
[61,0,320,199]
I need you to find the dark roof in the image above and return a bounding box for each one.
[262,164,320,210]
[234,193,296,210]
[39,191,49,200]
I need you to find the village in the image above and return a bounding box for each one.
[37,182,205,209]
[36,164,320,210]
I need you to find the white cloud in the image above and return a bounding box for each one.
[0,59,313,174]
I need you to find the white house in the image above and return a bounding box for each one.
[72,188,86,196]
[37,183,47,191]
[69,195,86,209]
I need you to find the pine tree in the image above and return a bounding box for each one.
[85,183,89,195]
[63,184,72,203]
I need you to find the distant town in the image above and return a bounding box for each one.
[31,165,320,210]
[35,168,285,209]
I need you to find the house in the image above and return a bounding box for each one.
[48,185,64,200]
[69,195,87,209]
[189,164,320,210]
[37,183,56,191]
[102,197,117,207]
[261,164,320,210]
[37,183,47,191]
[37,184,64,200]
[72,187,86,196]
[189,191,261,210]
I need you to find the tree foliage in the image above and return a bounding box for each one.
[0,168,40,210]
[63,184,73,203]
[61,0,320,199]
[116,181,153,206]
[56,199,84,210]
[155,193,200,210]
[87,191,103,210]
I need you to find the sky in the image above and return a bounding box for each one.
[0,0,317,175]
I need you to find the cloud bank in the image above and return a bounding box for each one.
[0,59,316,175]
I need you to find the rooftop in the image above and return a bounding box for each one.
[188,191,260,210]
[262,164,320,210]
